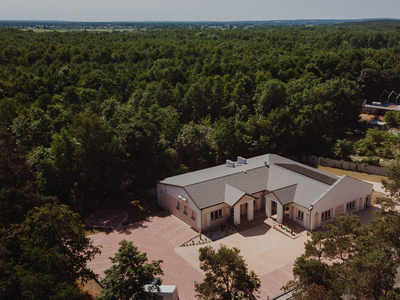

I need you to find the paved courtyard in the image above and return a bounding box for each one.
[87,210,310,299]
[87,179,385,299]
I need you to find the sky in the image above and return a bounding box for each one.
[2,0,400,22]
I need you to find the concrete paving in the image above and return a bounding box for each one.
[365,180,385,194]
[87,212,310,299]
[175,222,309,299]
[87,211,203,300]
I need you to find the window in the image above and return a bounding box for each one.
[191,211,196,220]
[183,205,187,215]
[346,200,356,211]
[176,201,180,210]
[297,210,304,220]
[230,208,234,218]
[254,200,257,207]
[211,209,223,221]
[321,210,331,221]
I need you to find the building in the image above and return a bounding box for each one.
[157,154,373,232]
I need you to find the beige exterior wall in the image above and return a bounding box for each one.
[202,203,230,231]
[285,203,308,228]
[310,176,373,230]
[252,191,265,210]
[157,183,201,231]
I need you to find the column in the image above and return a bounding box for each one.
[276,203,283,223]
[247,201,254,221]
[265,198,271,218]
[234,205,241,225]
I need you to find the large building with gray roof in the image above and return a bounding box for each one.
[157,154,373,232]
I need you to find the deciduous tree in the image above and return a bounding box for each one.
[99,240,163,300]
[194,245,260,300]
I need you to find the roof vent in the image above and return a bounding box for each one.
[226,160,236,167]
[237,156,247,164]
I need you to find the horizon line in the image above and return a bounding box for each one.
[1,17,399,23]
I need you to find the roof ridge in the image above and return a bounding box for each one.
[184,165,268,188]
[270,183,298,192]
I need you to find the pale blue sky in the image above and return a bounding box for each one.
[1,0,400,22]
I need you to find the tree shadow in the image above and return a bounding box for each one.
[238,223,272,237]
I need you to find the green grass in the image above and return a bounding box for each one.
[315,165,388,183]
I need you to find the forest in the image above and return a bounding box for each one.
[2,22,400,299]
[1,24,400,212]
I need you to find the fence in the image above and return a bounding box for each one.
[301,155,389,176]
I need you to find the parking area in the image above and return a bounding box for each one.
[87,210,311,299]
[88,204,383,299]
[87,211,203,300]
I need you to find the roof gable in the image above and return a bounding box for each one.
[270,184,297,206]
[224,184,246,206]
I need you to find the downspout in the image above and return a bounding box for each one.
[308,205,314,230]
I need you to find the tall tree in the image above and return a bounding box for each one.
[285,211,400,300]
[194,245,260,300]
[99,240,163,300]
[0,131,54,226]
[0,203,100,300]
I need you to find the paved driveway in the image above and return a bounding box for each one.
[88,211,309,299]
[87,211,203,300]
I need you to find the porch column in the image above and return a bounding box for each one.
[276,203,283,223]
[247,201,254,221]
[265,198,271,218]
[234,205,241,225]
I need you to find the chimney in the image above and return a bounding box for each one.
[237,156,247,164]
[226,160,235,167]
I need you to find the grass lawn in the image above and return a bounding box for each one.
[372,191,386,205]
[78,279,102,299]
[315,165,388,183]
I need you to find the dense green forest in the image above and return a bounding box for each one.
[1,25,400,213]
[1,23,400,299]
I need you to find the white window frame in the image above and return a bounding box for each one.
[346,200,356,211]
[183,205,187,215]
[297,210,304,220]
[321,210,331,221]
[176,201,180,210]
[191,211,196,220]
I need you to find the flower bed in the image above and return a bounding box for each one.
[275,223,299,239]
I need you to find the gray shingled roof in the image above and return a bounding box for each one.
[270,184,297,205]
[224,184,246,206]
[160,154,339,210]
[274,163,337,185]
[184,166,268,209]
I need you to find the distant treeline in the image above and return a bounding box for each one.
[1,18,400,30]
[1,24,400,212]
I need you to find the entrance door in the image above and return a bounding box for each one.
[271,201,277,215]
[365,196,369,208]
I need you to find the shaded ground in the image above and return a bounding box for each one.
[85,210,128,230]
